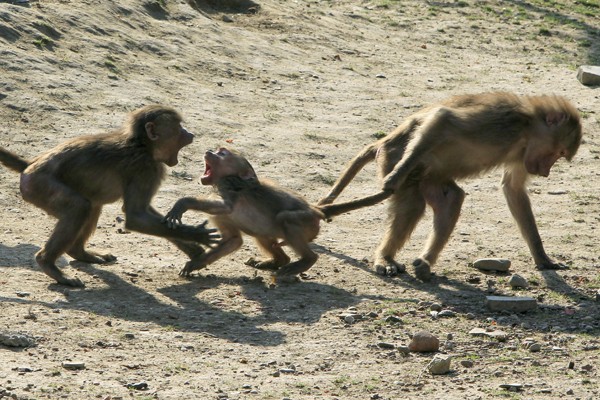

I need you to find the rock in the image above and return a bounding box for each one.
[438,309,456,318]
[384,315,403,324]
[469,327,507,340]
[486,330,508,341]
[125,382,148,390]
[0,332,37,348]
[577,65,600,86]
[500,383,523,392]
[409,331,439,352]
[486,296,537,312]
[430,303,442,311]
[473,258,511,272]
[508,274,528,289]
[427,354,452,375]
[460,360,474,368]
[528,343,542,352]
[62,361,85,370]
[377,342,395,349]
[397,345,410,354]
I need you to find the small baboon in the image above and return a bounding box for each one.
[0,105,219,287]
[163,147,385,281]
[318,92,582,281]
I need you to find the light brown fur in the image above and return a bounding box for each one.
[0,105,219,287]
[319,92,582,281]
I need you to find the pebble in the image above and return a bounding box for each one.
[528,343,542,352]
[486,296,537,313]
[397,345,410,354]
[473,258,511,272]
[377,342,395,349]
[62,361,86,370]
[384,315,403,324]
[508,274,528,289]
[438,309,456,318]
[427,354,452,375]
[469,328,507,341]
[430,303,442,311]
[408,331,439,352]
[125,382,148,390]
[460,360,474,368]
[0,332,37,348]
[500,383,523,392]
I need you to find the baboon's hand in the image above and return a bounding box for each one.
[163,202,186,229]
[191,220,221,246]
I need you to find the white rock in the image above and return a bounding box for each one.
[473,258,511,272]
[427,354,452,375]
[577,65,600,86]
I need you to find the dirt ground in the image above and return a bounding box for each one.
[0,0,599,399]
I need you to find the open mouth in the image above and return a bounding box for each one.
[200,157,213,185]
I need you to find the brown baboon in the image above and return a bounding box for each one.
[163,147,385,281]
[318,92,582,281]
[0,105,219,287]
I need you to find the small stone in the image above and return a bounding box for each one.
[460,360,474,368]
[427,354,452,375]
[473,258,511,272]
[486,330,508,341]
[279,368,296,374]
[384,315,403,324]
[397,345,410,354]
[377,342,395,349]
[566,388,574,395]
[409,331,439,352]
[125,382,148,390]
[438,309,456,318]
[0,332,37,348]
[62,362,86,370]
[568,361,575,369]
[577,65,600,86]
[344,315,355,324]
[508,274,528,289]
[499,383,523,392]
[222,15,234,23]
[430,303,442,311]
[486,296,537,312]
[528,343,542,352]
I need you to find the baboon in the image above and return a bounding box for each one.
[163,147,386,281]
[318,92,582,281]
[0,105,220,287]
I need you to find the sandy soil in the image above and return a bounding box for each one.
[0,0,599,399]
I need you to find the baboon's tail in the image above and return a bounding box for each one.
[318,189,392,220]
[317,143,378,206]
[0,148,29,172]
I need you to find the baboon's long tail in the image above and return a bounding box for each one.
[318,189,392,220]
[317,143,378,206]
[0,148,29,172]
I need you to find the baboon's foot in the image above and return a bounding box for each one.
[36,252,85,287]
[412,258,432,282]
[374,256,406,276]
[68,249,116,264]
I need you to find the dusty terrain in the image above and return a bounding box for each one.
[0,0,599,399]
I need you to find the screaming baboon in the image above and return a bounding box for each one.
[163,147,383,281]
[318,92,582,281]
[0,105,219,287]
